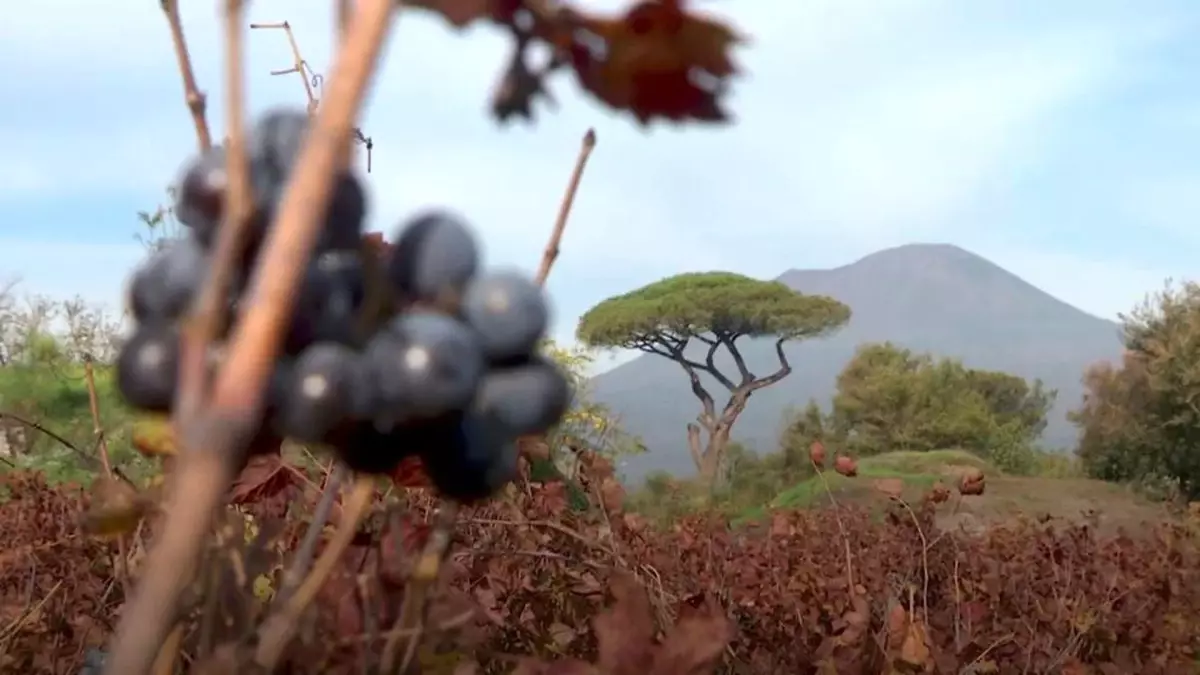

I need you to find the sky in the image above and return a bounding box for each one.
[0,0,1197,375]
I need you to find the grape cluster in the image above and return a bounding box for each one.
[117,108,570,502]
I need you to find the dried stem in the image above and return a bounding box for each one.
[150,624,184,675]
[811,460,855,591]
[275,464,346,605]
[535,128,597,287]
[83,359,113,477]
[250,21,319,113]
[159,0,212,151]
[83,357,129,592]
[255,475,377,668]
[380,503,460,674]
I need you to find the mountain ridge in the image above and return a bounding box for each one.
[588,243,1125,484]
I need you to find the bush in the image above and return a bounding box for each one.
[1073,282,1200,499]
[4,455,1199,674]
[829,343,1054,459]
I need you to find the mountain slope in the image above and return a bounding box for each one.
[590,243,1125,484]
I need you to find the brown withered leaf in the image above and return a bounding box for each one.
[548,621,578,650]
[599,477,625,513]
[83,476,150,538]
[593,573,656,674]
[567,1,743,125]
[898,619,932,669]
[131,414,175,457]
[229,453,298,505]
[650,594,733,674]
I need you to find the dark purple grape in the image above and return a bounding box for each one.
[116,324,180,412]
[320,172,367,251]
[331,419,421,475]
[173,146,228,245]
[460,269,548,363]
[250,108,310,180]
[283,255,367,353]
[128,236,208,323]
[363,310,485,422]
[275,343,366,444]
[174,146,278,251]
[476,356,571,436]
[385,210,479,302]
[418,412,518,503]
[249,109,366,252]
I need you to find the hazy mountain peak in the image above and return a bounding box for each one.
[593,244,1124,484]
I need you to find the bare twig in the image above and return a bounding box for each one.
[0,411,134,486]
[174,0,256,425]
[275,464,346,605]
[159,0,212,151]
[535,128,596,287]
[84,357,130,593]
[83,358,113,477]
[250,21,319,113]
[380,503,459,674]
[812,460,855,590]
[150,624,184,675]
[255,475,376,668]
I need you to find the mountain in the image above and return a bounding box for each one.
[589,243,1126,484]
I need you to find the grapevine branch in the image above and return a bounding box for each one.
[251,20,375,172]
[249,22,318,113]
[159,0,212,150]
[537,128,596,286]
[102,0,400,672]
[83,357,130,593]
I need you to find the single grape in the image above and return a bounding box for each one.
[475,356,571,436]
[248,109,366,250]
[315,251,368,334]
[419,412,518,503]
[128,236,208,323]
[460,269,549,363]
[330,419,421,476]
[284,255,367,353]
[321,172,368,251]
[173,146,277,250]
[251,108,310,180]
[173,146,228,244]
[116,323,180,413]
[385,210,479,302]
[364,310,485,422]
[275,343,365,444]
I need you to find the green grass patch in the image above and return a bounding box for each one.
[767,449,991,510]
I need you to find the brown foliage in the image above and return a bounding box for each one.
[0,473,121,673]
[3,454,1200,673]
[406,0,744,125]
